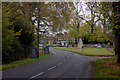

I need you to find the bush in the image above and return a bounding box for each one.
[2,3,35,64]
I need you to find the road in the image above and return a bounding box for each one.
[2,48,98,79]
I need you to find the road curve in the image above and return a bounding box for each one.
[2,48,97,79]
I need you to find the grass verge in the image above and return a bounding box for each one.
[53,47,115,56]
[2,51,51,70]
[94,57,120,79]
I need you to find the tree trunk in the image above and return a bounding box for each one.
[114,36,118,55]
[91,25,94,34]
[117,52,120,63]
[102,41,104,48]
[112,2,120,63]
[75,38,78,44]
[116,35,120,63]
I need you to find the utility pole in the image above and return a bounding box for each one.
[77,2,79,32]
[75,2,79,44]
[77,2,79,34]
[37,2,40,58]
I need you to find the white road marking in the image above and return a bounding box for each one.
[29,72,44,79]
[58,62,63,65]
[76,71,81,80]
[48,66,56,70]
[64,59,66,62]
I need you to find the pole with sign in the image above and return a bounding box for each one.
[37,2,40,58]
[40,40,44,54]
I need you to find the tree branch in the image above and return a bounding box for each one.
[79,16,91,25]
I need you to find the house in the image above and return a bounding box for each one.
[57,39,68,47]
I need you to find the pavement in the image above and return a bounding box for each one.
[106,48,115,53]
[2,48,108,79]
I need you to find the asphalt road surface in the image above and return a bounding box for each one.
[2,48,99,79]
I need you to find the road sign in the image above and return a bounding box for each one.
[40,40,44,44]
[44,46,49,54]
[30,48,38,58]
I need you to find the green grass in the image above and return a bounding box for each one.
[2,53,51,70]
[53,47,115,56]
[94,57,120,79]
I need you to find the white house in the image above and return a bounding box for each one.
[58,39,68,47]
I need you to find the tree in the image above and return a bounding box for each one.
[10,2,36,57]
[111,2,120,63]
[2,3,23,63]
[33,2,75,44]
[67,2,109,44]
[2,2,76,63]
[98,3,112,33]
[2,2,36,63]
[78,2,101,34]
[89,22,109,43]
[32,2,75,33]
[94,2,120,63]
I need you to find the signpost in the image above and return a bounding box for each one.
[30,48,38,58]
[82,46,84,52]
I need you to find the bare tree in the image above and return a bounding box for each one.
[78,2,101,34]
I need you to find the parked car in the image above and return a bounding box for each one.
[94,44,102,48]
[46,44,52,47]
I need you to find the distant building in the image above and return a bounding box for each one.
[49,36,57,46]
[57,39,68,47]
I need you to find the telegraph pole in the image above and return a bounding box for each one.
[37,2,40,58]
[75,2,79,44]
[77,2,79,32]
